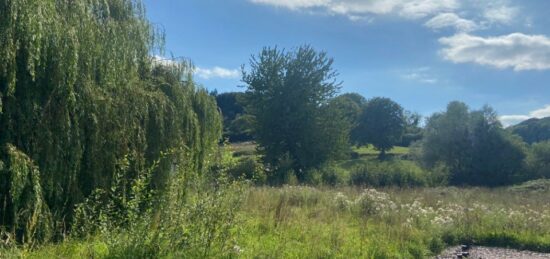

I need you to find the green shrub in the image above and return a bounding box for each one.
[526,141,550,179]
[69,148,247,258]
[305,164,348,186]
[349,159,447,187]
[227,157,266,184]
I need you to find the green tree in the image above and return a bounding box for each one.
[330,93,366,126]
[0,0,222,244]
[242,46,345,182]
[526,141,550,179]
[214,92,252,142]
[420,102,526,186]
[400,111,423,146]
[351,97,405,158]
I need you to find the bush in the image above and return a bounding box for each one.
[227,157,266,185]
[70,149,247,258]
[349,159,447,187]
[305,164,348,186]
[526,141,550,179]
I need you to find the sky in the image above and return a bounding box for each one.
[143,0,550,126]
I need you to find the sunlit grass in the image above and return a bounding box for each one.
[353,145,410,156]
[235,184,550,258]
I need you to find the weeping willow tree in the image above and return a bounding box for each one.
[0,0,222,244]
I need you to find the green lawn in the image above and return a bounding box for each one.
[353,145,409,156]
[229,141,257,157]
[228,142,410,158]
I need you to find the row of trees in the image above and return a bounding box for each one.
[419,102,527,186]
[234,46,414,181]
[226,46,548,186]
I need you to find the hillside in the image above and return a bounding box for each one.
[508,117,550,144]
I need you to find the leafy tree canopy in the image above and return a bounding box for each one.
[420,101,526,186]
[241,45,347,182]
[351,97,406,157]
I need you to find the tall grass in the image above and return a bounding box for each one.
[235,184,550,258]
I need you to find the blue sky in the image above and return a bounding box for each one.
[143,0,550,126]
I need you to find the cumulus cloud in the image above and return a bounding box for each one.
[194,67,240,80]
[249,0,458,20]
[424,13,478,32]
[500,105,550,126]
[439,33,550,71]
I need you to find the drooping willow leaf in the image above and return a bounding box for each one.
[0,0,222,244]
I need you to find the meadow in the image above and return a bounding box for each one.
[2,2,549,258]
[234,183,550,258]
[4,180,550,258]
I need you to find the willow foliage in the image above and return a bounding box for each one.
[0,0,222,244]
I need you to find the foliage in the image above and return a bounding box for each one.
[400,111,424,147]
[0,145,52,246]
[304,164,349,186]
[419,102,527,186]
[348,159,448,187]
[227,156,267,185]
[241,45,347,181]
[42,144,246,258]
[329,93,366,125]
[351,97,406,158]
[526,141,550,179]
[214,92,253,142]
[0,0,222,245]
[508,117,550,144]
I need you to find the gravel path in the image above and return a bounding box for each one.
[436,246,550,259]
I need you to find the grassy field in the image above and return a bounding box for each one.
[353,145,409,156]
[229,142,410,158]
[235,183,550,258]
[230,141,258,157]
[3,181,550,258]
[3,143,548,258]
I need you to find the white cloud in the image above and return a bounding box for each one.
[439,33,550,71]
[249,0,459,20]
[404,73,438,84]
[152,55,179,67]
[530,105,550,118]
[484,5,518,24]
[500,105,550,126]
[401,67,438,84]
[424,13,478,32]
[194,67,240,80]
[250,0,330,10]
[398,0,458,19]
[499,115,530,127]
[249,0,524,37]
